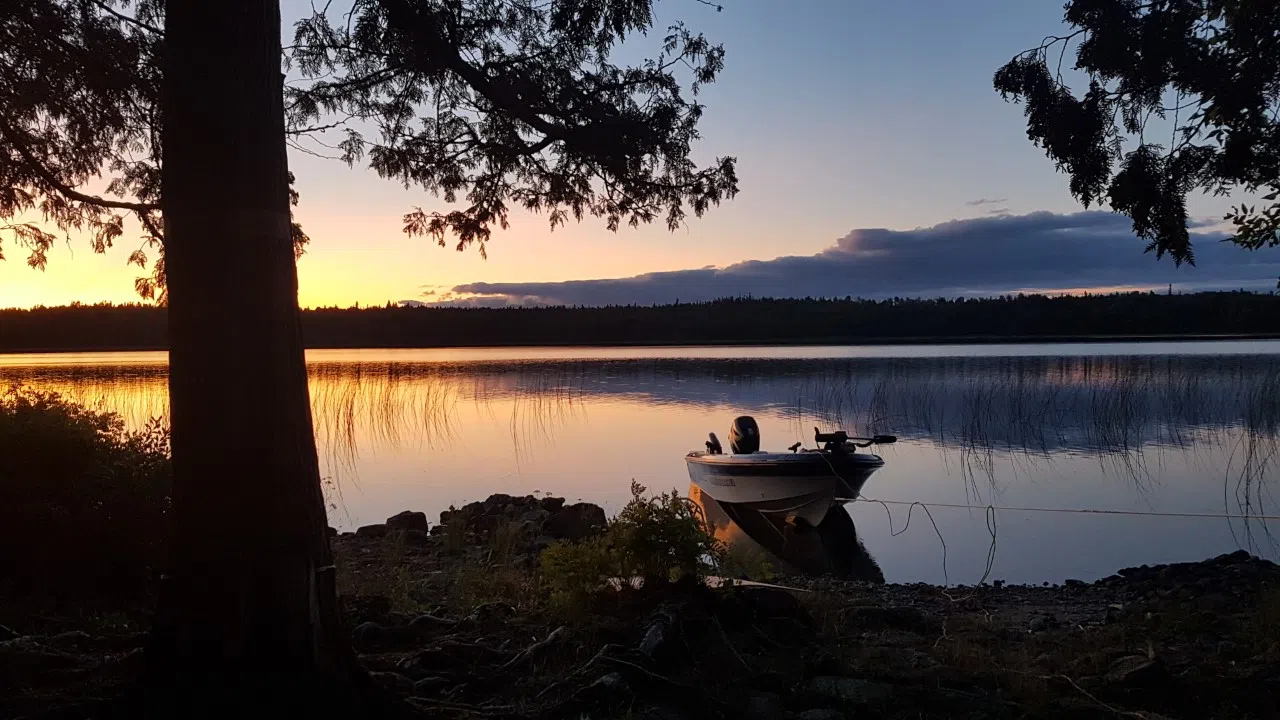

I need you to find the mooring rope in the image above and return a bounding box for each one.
[854,497,1280,522]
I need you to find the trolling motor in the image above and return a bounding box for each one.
[814,427,897,452]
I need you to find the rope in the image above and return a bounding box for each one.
[854,498,1280,522]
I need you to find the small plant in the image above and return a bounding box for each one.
[539,481,724,609]
[610,481,724,585]
[539,535,617,609]
[720,543,777,582]
[487,519,525,565]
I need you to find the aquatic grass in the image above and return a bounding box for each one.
[8,353,1280,551]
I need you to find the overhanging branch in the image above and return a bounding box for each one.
[0,122,161,214]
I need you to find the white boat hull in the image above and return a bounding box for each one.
[685,451,884,526]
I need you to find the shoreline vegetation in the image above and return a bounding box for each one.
[3,291,1280,354]
[3,391,1280,719]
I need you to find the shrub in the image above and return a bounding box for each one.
[0,387,171,607]
[539,535,617,609]
[610,481,724,585]
[540,481,724,608]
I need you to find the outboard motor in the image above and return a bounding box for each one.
[729,416,761,454]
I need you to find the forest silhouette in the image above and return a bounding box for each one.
[3,291,1279,353]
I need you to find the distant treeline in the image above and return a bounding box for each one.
[3,292,1280,352]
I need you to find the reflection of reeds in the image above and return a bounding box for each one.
[6,353,1279,542]
[309,362,462,485]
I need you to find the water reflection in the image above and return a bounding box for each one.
[690,483,884,582]
[3,346,1279,582]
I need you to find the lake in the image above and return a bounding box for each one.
[4,342,1279,585]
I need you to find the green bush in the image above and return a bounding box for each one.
[0,386,171,607]
[539,535,617,609]
[540,481,724,608]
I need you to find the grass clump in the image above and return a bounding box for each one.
[540,481,723,609]
[0,387,170,608]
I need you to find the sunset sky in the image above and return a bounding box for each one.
[3,0,1277,310]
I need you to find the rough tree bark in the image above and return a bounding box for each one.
[138,0,376,715]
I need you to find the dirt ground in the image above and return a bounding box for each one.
[4,495,1279,720]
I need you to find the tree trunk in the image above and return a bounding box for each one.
[140,1,374,715]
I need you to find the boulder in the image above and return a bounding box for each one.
[1028,613,1057,633]
[356,523,389,539]
[386,510,429,534]
[545,502,607,540]
[397,528,432,547]
[539,496,566,513]
[351,621,387,650]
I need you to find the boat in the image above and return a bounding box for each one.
[684,416,895,526]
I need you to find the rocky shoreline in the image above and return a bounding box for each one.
[4,493,1280,719]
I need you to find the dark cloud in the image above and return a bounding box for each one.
[441,211,1280,307]
[966,197,1008,206]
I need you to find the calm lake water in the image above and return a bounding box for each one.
[4,341,1280,585]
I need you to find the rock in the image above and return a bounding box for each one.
[545,502,607,540]
[0,625,15,641]
[519,508,549,524]
[327,526,338,538]
[539,496,566,513]
[1105,655,1167,688]
[796,710,846,720]
[397,528,432,547]
[1103,603,1125,625]
[351,621,386,649]
[1028,613,1057,633]
[1064,578,1086,588]
[387,510,429,534]
[409,613,453,634]
[584,671,630,699]
[356,523,389,539]
[370,671,415,694]
[639,611,674,659]
[743,691,784,720]
[806,676,895,706]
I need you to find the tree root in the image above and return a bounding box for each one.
[498,625,565,671]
